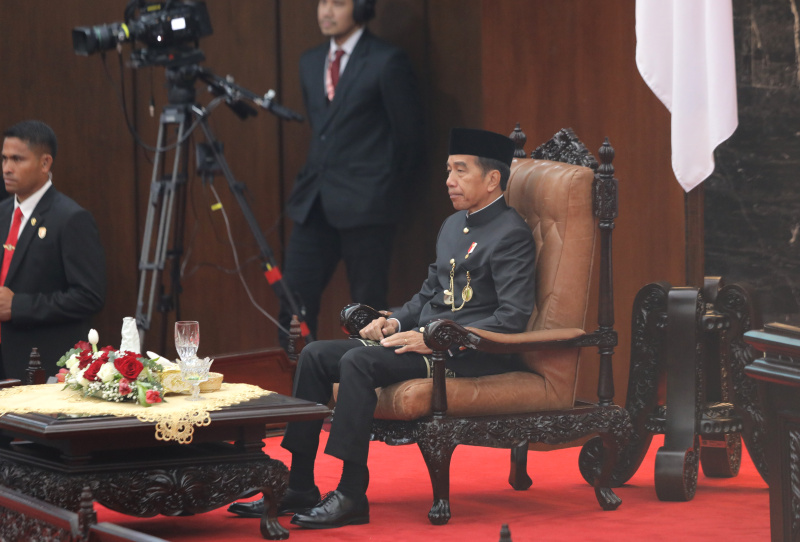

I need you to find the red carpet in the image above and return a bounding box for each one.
[97,432,769,541]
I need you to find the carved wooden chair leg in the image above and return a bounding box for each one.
[417,422,457,525]
[654,287,701,501]
[508,441,532,490]
[592,432,622,510]
[259,485,289,540]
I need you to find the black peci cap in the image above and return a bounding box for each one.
[448,128,515,167]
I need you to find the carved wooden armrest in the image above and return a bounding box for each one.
[340,303,393,338]
[422,319,611,418]
[422,319,587,354]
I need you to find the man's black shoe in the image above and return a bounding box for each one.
[227,486,321,518]
[290,490,369,529]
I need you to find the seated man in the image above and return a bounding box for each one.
[229,128,536,528]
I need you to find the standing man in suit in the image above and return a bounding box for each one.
[0,120,106,379]
[230,129,535,528]
[278,0,423,344]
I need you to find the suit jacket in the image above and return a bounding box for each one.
[286,30,423,229]
[0,187,106,379]
[390,198,536,374]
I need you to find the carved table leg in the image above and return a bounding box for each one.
[260,484,289,540]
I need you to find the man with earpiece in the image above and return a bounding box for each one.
[274,0,424,348]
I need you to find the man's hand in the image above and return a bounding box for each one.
[359,316,398,342]
[380,330,433,355]
[0,287,13,321]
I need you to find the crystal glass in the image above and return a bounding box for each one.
[174,321,200,362]
[178,356,214,401]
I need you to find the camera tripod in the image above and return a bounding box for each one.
[135,64,312,352]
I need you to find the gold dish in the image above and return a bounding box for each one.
[161,368,223,394]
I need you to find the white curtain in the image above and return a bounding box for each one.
[636,0,738,192]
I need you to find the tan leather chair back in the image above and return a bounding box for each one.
[505,158,597,406]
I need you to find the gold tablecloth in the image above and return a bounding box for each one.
[0,383,273,444]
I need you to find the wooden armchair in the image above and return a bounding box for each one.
[334,126,632,524]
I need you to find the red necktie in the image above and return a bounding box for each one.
[326,49,345,101]
[0,207,24,287]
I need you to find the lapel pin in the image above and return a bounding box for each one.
[38,227,47,239]
[30,218,37,226]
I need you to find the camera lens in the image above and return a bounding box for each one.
[72,22,127,56]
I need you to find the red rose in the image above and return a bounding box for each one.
[118,378,132,396]
[114,352,144,380]
[100,345,116,353]
[74,340,92,351]
[83,354,108,382]
[145,389,162,404]
[77,350,95,369]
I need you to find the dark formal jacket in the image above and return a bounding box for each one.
[391,197,536,337]
[0,187,106,379]
[286,29,423,229]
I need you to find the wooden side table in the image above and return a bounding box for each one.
[744,323,800,542]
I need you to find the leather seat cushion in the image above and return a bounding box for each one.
[372,366,576,420]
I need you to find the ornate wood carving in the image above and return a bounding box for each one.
[372,405,632,522]
[0,453,289,540]
[531,128,598,170]
[581,282,668,487]
[716,283,769,481]
[586,278,768,501]
[790,428,800,541]
[340,303,382,337]
[0,509,74,542]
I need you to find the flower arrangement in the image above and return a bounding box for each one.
[56,329,164,406]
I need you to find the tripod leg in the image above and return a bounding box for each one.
[135,105,192,351]
[197,120,314,342]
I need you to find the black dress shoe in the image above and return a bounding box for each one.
[290,490,369,529]
[227,486,321,518]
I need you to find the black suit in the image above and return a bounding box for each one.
[280,29,423,341]
[282,198,536,466]
[0,187,106,379]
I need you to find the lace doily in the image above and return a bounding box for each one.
[0,383,273,444]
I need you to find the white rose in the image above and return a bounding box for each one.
[97,362,118,383]
[73,367,89,387]
[65,355,79,370]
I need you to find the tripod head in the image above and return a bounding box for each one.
[161,63,303,122]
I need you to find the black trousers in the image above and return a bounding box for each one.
[280,338,530,466]
[281,339,429,466]
[279,199,395,344]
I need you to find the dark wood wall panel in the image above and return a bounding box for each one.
[480,0,687,402]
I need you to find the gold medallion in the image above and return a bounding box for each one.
[462,285,473,302]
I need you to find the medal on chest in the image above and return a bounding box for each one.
[443,242,477,311]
